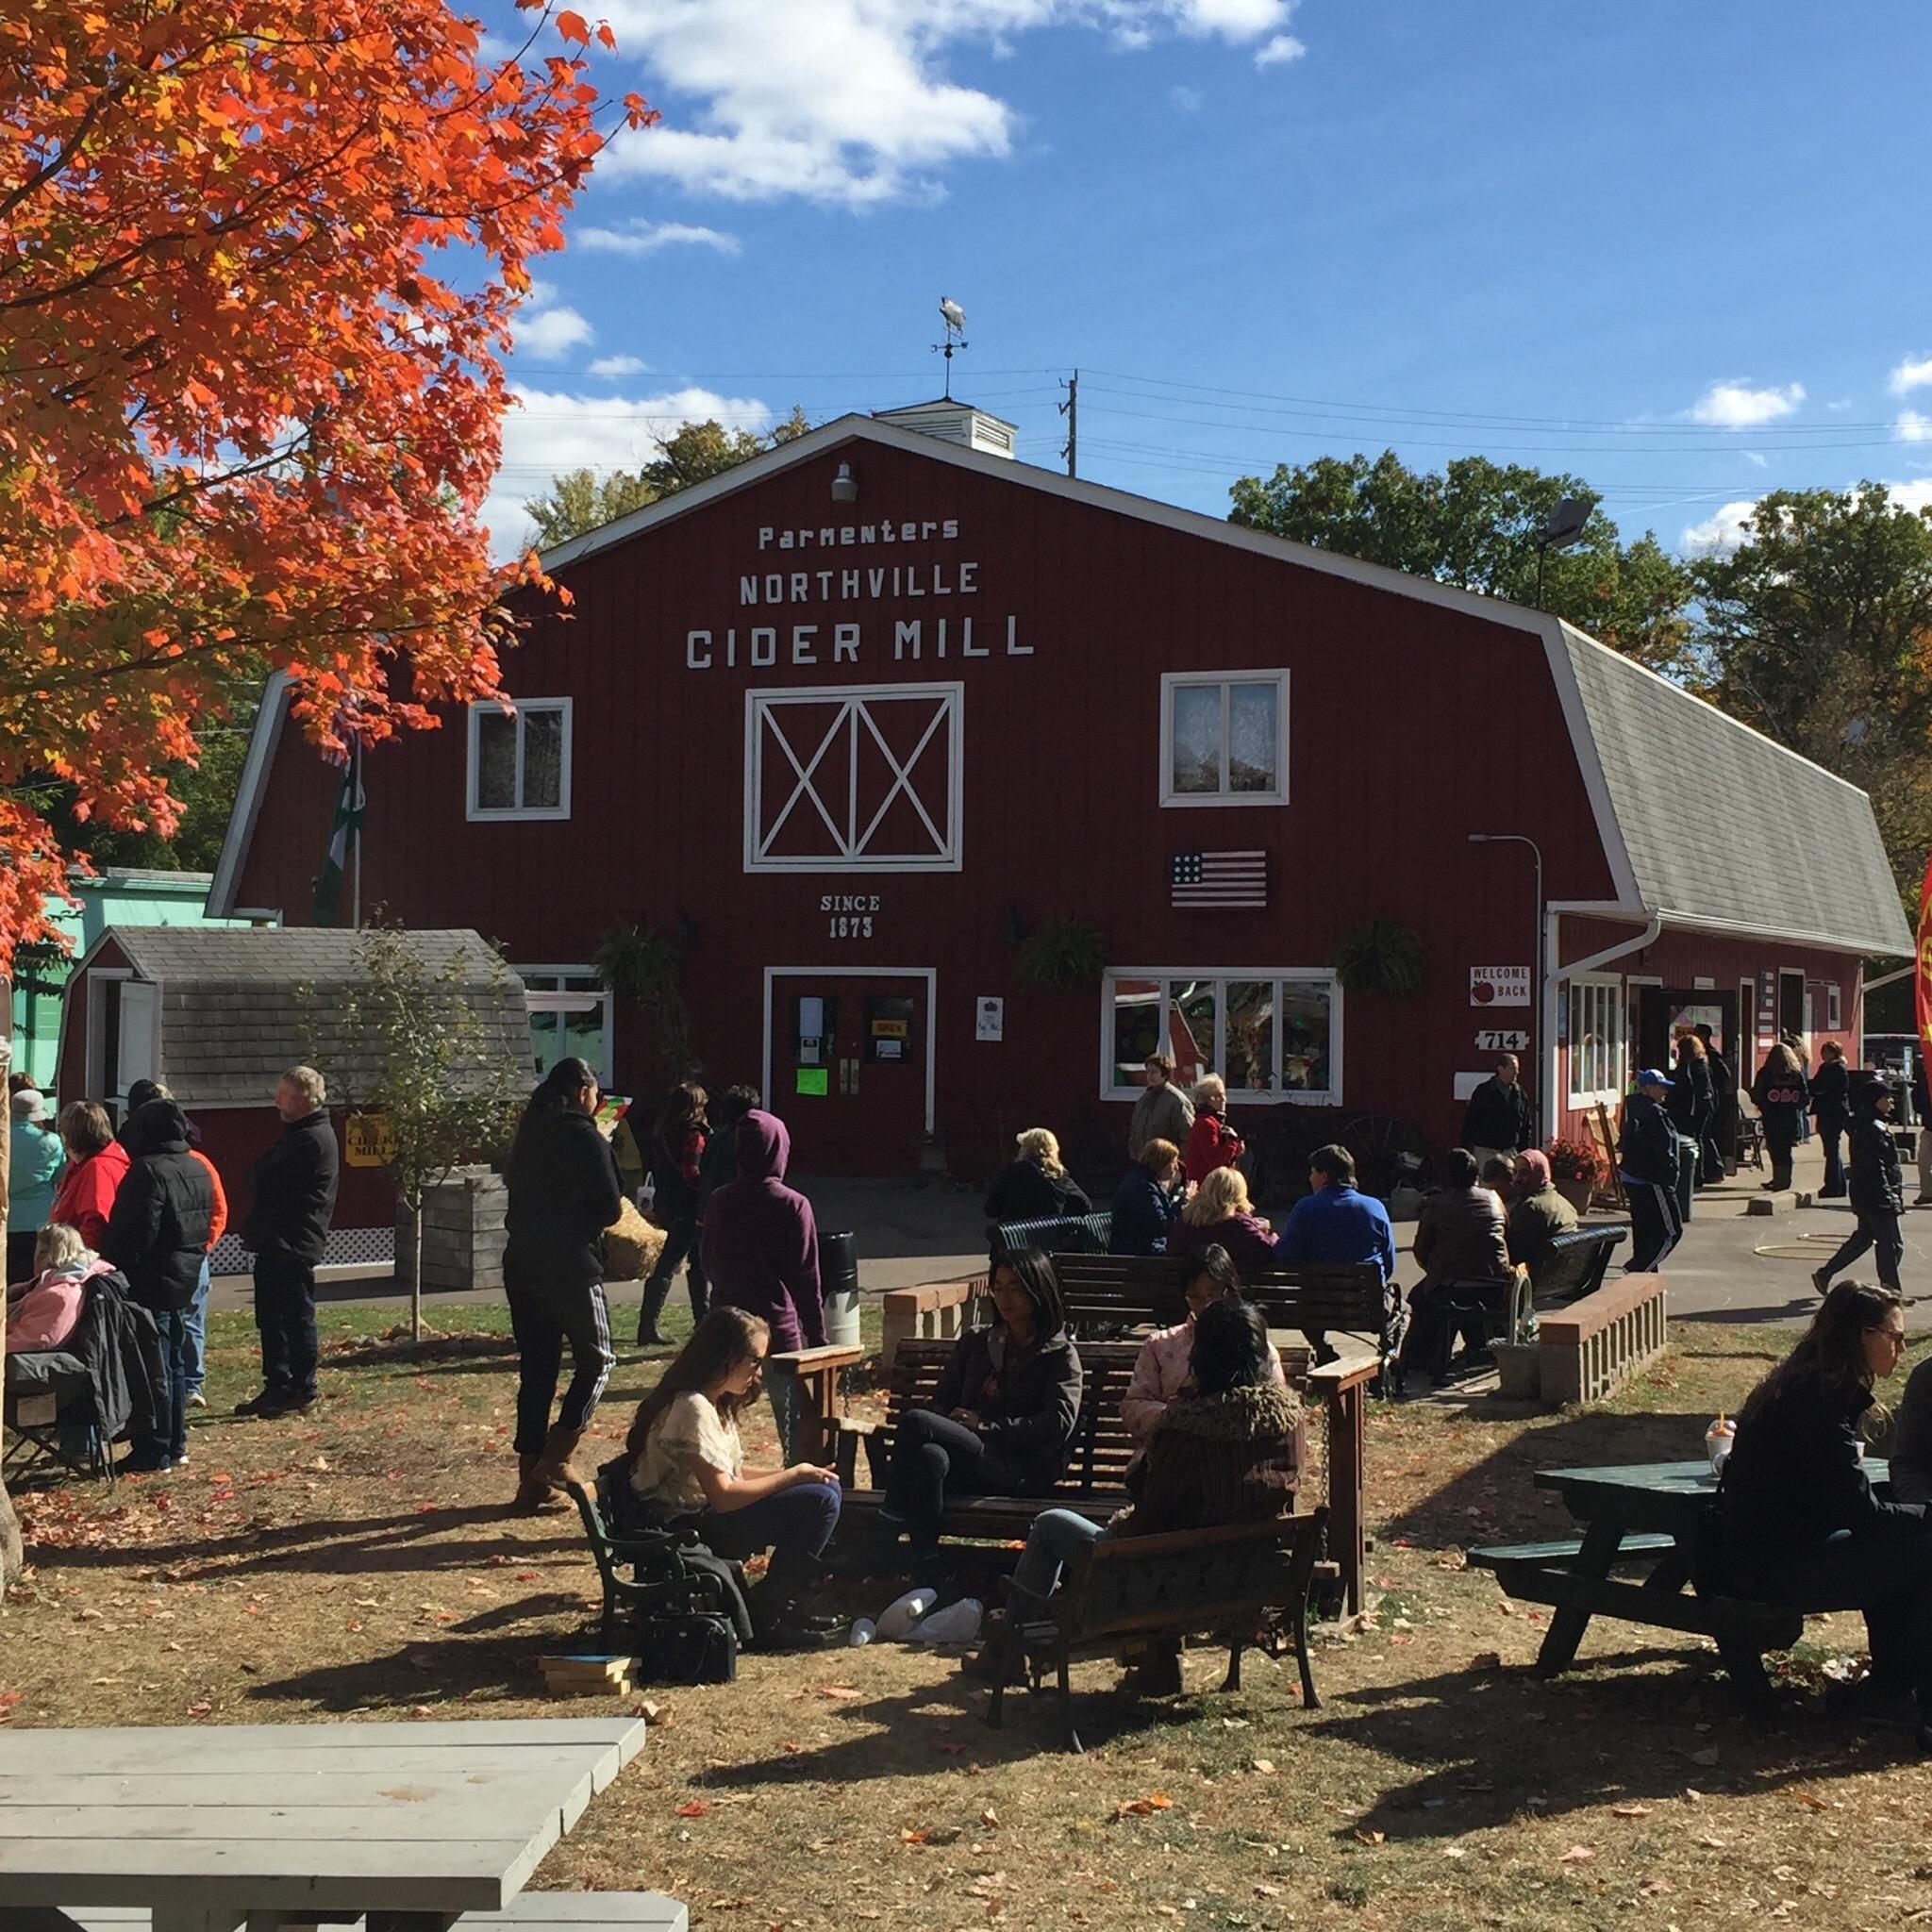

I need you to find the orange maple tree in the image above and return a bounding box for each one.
[0,0,654,968]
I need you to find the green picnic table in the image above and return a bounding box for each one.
[1470,1458,1892,1700]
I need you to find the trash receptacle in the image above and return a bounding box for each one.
[819,1229,861,1347]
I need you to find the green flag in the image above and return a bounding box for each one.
[312,743,364,926]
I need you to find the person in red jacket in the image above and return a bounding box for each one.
[184,1138,227,1409]
[47,1102,128,1251]
[1183,1074,1244,1181]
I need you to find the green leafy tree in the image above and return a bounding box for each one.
[525,406,815,547]
[1691,483,1932,908]
[318,926,527,1341]
[1228,450,1695,677]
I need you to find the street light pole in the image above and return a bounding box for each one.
[1469,832,1545,1129]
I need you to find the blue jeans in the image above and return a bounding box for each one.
[765,1363,803,1462]
[1011,1507,1106,1605]
[183,1254,211,1398]
[694,1481,842,1569]
[145,1306,191,1463]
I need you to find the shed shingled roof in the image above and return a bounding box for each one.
[102,927,534,1108]
[1558,625,1914,957]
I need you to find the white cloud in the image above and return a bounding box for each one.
[513,293,596,361]
[486,383,772,558]
[588,355,650,378]
[1897,409,1932,442]
[1744,450,1768,468]
[1680,499,1759,555]
[592,0,1305,206]
[1169,83,1202,111]
[577,219,742,258]
[1890,479,1932,517]
[1254,31,1306,64]
[1688,378,1806,429]
[1890,355,1932,396]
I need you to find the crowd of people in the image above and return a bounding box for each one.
[5,1066,340,1471]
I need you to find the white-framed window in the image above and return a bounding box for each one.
[1827,982,1843,1031]
[1567,974,1625,1107]
[1158,670,1289,808]
[744,682,963,874]
[468,698,572,820]
[1101,968,1341,1104]
[518,968,613,1088]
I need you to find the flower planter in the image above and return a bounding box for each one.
[1555,1177,1596,1215]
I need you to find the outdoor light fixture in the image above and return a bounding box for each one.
[831,461,858,505]
[1531,496,1591,608]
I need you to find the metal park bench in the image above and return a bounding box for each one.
[985,1509,1330,1752]
[987,1210,1113,1258]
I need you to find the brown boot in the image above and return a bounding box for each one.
[534,1424,588,1495]
[512,1451,571,1515]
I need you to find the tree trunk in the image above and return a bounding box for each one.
[0,981,22,1587]
[411,1198,424,1342]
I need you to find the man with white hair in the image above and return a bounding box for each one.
[238,1066,340,1418]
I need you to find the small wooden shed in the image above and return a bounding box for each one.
[55,926,533,1273]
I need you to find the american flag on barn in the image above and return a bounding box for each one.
[1171,850,1268,908]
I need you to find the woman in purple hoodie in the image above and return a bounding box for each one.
[700,1110,826,1457]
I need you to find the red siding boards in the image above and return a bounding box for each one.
[228,428,1683,1177]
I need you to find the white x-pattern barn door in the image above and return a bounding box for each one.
[743,682,964,874]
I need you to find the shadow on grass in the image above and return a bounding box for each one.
[243,1615,591,1711]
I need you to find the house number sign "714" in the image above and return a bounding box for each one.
[1474,1029,1529,1052]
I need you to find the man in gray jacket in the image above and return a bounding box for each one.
[1128,1055,1194,1162]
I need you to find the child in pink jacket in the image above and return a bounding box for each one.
[1121,1243,1285,1447]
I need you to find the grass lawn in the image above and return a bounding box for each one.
[6,1305,1932,1930]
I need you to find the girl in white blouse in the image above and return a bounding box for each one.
[626,1307,841,1648]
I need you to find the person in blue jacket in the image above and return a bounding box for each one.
[1274,1142,1401,1373]
[1619,1068,1681,1273]
[1108,1138,1186,1256]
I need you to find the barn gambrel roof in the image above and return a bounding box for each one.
[210,412,1913,958]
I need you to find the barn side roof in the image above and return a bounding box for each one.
[210,412,1912,957]
[1557,625,1912,957]
[100,927,533,1107]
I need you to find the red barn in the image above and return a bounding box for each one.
[207,404,1912,1186]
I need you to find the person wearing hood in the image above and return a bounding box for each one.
[8,1088,65,1286]
[6,1223,122,1356]
[105,1096,214,1472]
[47,1102,129,1253]
[1506,1148,1579,1286]
[700,1108,826,1459]
[1813,1074,1906,1296]
[881,1246,1083,1565]
[239,1065,341,1420]
[502,1057,625,1512]
[975,1295,1299,1697]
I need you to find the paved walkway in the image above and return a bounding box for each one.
[208,1135,1932,1328]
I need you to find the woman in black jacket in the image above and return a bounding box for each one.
[983,1128,1092,1226]
[503,1058,625,1512]
[1751,1042,1809,1191]
[881,1246,1083,1563]
[106,1098,214,1473]
[1720,1280,1932,1737]
[1810,1041,1852,1199]
[1667,1033,1715,1187]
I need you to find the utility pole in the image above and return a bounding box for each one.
[1058,368,1078,478]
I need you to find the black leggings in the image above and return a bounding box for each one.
[508,1279,615,1457]
[882,1408,1030,1549]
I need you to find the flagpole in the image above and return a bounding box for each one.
[351,740,363,931]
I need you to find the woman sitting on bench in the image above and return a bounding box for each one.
[880,1248,1083,1564]
[1720,1280,1932,1741]
[983,1296,1302,1694]
[625,1307,842,1650]
[1121,1243,1285,1448]
[1169,1166,1276,1275]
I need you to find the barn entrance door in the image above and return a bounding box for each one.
[1637,987,1741,1072]
[766,969,935,1177]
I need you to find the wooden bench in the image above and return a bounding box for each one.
[986,1510,1329,1752]
[60,1897,691,1932]
[988,1210,1113,1257]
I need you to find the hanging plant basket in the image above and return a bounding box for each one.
[593,921,695,1073]
[1014,915,1108,991]
[1334,915,1426,1002]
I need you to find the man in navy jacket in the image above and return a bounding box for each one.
[1619,1070,1682,1274]
[1815,1076,1906,1294]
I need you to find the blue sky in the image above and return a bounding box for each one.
[484,2,1932,559]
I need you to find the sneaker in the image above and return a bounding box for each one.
[187,1392,208,1410]
[123,1450,173,1474]
[172,1451,190,1469]
[1812,1266,1833,1296]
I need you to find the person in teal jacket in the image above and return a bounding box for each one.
[8,1089,67,1286]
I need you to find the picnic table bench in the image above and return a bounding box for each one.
[1467,1459,1839,1702]
[987,1509,1330,1752]
[0,1718,679,1932]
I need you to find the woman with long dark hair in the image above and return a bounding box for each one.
[503,1057,625,1511]
[881,1247,1083,1563]
[1751,1041,1809,1192]
[1121,1242,1286,1447]
[637,1080,710,1347]
[1721,1280,1932,1737]
[626,1307,841,1648]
